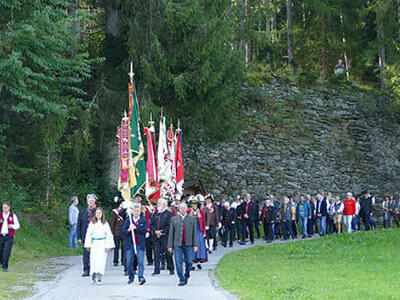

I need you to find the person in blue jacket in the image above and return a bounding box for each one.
[296,195,311,239]
[121,202,148,285]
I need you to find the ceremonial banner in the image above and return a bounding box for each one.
[145,124,160,204]
[175,129,184,199]
[118,116,131,200]
[157,116,170,183]
[130,83,146,197]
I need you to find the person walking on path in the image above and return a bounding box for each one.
[151,198,174,276]
[77,194,97,277]
[121,202,148,285]
[68,196,79,249]
[0,202,20,272]
[168,202,198,286]
[84,207,115,284]
[110,200,125,266]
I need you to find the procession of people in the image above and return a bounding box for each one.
[61,187,398,286]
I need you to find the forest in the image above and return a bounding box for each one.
[1,0,399,217]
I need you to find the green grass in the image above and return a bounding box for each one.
[0,216,79,299]
[215,230,400,299]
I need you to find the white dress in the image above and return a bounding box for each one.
[84,221,115,275]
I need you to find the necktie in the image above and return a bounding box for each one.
[88,209,92,222]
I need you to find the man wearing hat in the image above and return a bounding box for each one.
[204,194,219,252]
[77,194,97,277]
[151,198,174,276]
[360,190,373,231]
[110,197,125,266]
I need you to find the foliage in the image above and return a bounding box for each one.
[216,230,400,299]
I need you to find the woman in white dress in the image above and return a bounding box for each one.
[84,207,115,284]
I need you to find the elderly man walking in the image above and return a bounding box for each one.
[168,202,198,286]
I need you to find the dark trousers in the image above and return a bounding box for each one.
[282,220,294,239]
[206,225,217,249]
[263,222,273,241]
[292,220,298,237]
[236,218,242,240]
[145,235,153,264]
[242,218,254,242]
[153,235,174,272]
[254,219,260,238]
[113,235,124,264]
[361,215,370,231]
[82,242,90,273]
[0,235,14,270]
[222,226,235,246]
[307,218,314,235]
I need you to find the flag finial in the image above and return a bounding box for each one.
[177,119,181,132]
[149,112,155,127]
[129,62,134,83]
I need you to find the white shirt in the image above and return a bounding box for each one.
[1,212,21,235]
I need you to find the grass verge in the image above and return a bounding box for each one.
[215,230,400,299]
[0,216,79,299]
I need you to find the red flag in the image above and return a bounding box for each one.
[117,116,131,200]
[144,125,160,204]
[175,130,184,199]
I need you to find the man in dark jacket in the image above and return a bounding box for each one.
[221,202,237,247]
[261,199,275,242]
[168,202,198,286]
[110,200,125,267]
[77,194,97,277]
[306,194,315,237]
[360,190,373,231]
[280,197,294,240]
[241,193,257,244]
[316,193,328,236]
[121,202,147,285]
[151,198,174,276]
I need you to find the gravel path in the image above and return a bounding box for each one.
[25,239,268,300]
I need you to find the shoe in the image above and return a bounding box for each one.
[91,273,96,284]
[113,262,118,267]
[139,278,146,285]
[238,241,245,245]
[152,272,160,276]
[197,264,202,270]
[124,271,128,276]
[2,268,8,272]
[229,244,233,247]
[178,281,185,286]
[169,270,175,275]
[96,273,102,284]
[208,249,212,254]
[251,241,254,245]
[82,272,89,277]
[127,279,134,284]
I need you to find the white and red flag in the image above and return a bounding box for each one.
[175,129,184,199]
[144,123,160,204]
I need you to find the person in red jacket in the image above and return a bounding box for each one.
[343,192,356,233]
[0,202,21,272]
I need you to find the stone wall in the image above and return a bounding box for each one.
[184,83,400,201]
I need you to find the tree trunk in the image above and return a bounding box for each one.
[266,0,270,37]
[67,0,79,56]
[147,0,153,48]
[287,0,295,76]
[105,0,121,37]
[340,13,350,80]
[321,17,327,80]
[377,1,386,88]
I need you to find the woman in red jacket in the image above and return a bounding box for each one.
[343,193,356,233]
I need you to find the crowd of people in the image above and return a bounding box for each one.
[64,188,395,287]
